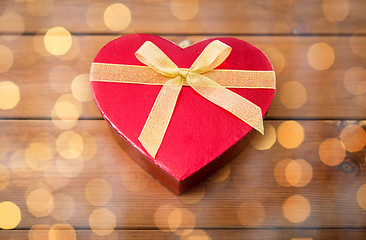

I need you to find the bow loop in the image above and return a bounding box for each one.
[134,40,264,158]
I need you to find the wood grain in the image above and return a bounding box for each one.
[1,35,366,119]
[0,120,365,229]
[1,0,365,34]
[1,229,366,240]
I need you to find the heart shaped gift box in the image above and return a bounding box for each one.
[90,34,275,194]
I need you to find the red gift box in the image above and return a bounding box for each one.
[90,34,275,194]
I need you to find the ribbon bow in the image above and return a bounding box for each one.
[135,40,265,158]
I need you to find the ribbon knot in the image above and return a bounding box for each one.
[179,69,189,79]
[134,40,267,158]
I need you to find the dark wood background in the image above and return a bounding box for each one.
[0,0,366,239]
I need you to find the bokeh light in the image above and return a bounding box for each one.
[44,27,72,56]
[104,3,131,31]
[357,184,366,210]
[285,159,313,187]
[48,224,76,240]
[274,159,293,187]
[86,2,108,31]
[168,208,196,235]
[307,42,335,71]
[283,195,311,223]
[25,132,55,171]
[0,12,25,35]
[89,208,116,236]
[0,45,13,73]
[322,0,349,22]
[0,81,20,110]
[277,121,305,149]
[28,224,51,240]
[56,131,84,159]
[343,67,366,95]
[350,29,366,58]
[85,178,112,206]
[208,163,231,182]
[71,74,93,102]
[50,194,75,221]
[43,162,71,190]
[251,123,276,150]
[180,229,211,240]
[319,138,346,166]
[56,36,80,61]
[0,201,21,229]
[280,81,307,109]
[26,188,54,217]
[154,205,176,231]
[79,132,98,161]
[56,155,84,178]
[171,0,199,20]
[237,200,266,227]
[340,125,366,152]
[264,48,286,73]
[179,185,205,204]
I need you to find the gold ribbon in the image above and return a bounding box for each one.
[91,40,276,158]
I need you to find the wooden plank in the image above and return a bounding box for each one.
[1,0,365,34]
[0,120,365,229]
[0,35,366,119]
[1,229,366,240]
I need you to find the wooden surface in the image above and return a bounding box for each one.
[1,0,366,239]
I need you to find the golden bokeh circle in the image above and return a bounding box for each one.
[0,12,25,35]
[154,205,176,232]
[26,188,54,217]
[28,224,51,240]
[44,162,71,190]
[307,42,335,71]
[89,208,116,236]
[343,67,366,95]
[171,0,199,20]
[0,201,21,229]
[27,0,54,16]
[44,27,72,56]
[319,138,346,166]
[168,208,196,236]
[282,195,311,223]
[277,121,305,149]
[0,81,20,110]
[56,155,84,178]
[285,159,313,187]
[85,178,112,206]
[0,45,13,73]
[104,3,132,31]
[0,163,10,191]
[356,184,366,210]
[340,125,366,152]
[56,131,84,159]
[263,48,286,73]
[322,0,349,22]
[80,132,98,161]
[274,159,293,187]
[26,142,54,171]
[181,229,210,240]
[33,29,51,57]
[350,30,366,58]
[251,123,276,150]
[179,185,205,204]
[10,149,35,184]
[280,81,307,109]
[56,36,80,61]
[237,200,266,227]
[86,2,108,31]
[50,193,75,221]
[48,224,76,240]
[71,74,93,102]
[208,163,231,182]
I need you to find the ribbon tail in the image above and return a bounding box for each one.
[187,73,264,134]
[138,76,183,158]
